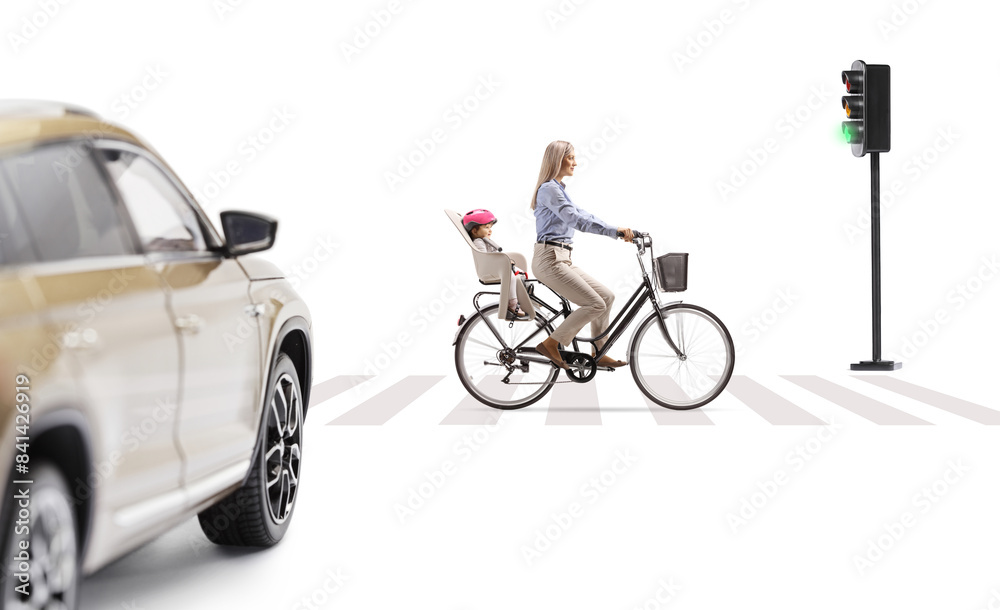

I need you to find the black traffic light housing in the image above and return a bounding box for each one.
[841,60,891,157]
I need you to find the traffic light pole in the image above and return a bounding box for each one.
[852,151,901,371]
[870,152,883,361]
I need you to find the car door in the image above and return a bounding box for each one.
[0,142,184,550]
[96,145,262,492]
[0,192,81,464]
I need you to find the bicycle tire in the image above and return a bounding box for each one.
[454,300,559,410]
[629,303,735,410]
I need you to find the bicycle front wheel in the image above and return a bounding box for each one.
[629,303,735,410]
[455,302,559,410]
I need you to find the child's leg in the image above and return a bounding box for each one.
[508,271,522,313]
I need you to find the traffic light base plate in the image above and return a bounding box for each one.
[850,360,902,371]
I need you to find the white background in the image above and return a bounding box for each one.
[6,0,1000,608]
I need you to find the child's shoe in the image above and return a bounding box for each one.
[506,305,529,321]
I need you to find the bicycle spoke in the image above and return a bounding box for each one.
[467,336,500,351]
[636,351,679,360]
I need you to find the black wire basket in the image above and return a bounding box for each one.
[653,253,688,292]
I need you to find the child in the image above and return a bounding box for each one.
[463,209,528,320]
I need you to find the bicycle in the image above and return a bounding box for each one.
[453,232,735,410]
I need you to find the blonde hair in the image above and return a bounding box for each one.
[531,140,573,210]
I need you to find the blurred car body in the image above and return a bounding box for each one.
[0,101,312,608]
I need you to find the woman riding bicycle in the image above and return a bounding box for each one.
[530,140,635,370]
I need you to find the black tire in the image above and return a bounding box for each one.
[454,299,559,410]
[629,303,735,410]
[197,354,304,547]
[1,463,81,610]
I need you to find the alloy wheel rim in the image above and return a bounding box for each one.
[265,372,302,524]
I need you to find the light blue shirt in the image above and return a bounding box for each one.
[534,179,617,244]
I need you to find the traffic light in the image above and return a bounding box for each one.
[841,59,901,371]
[840,60,890,157]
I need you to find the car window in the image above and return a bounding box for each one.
[0,171,39,265]
[100,149,207,253]
[0,143,136,263]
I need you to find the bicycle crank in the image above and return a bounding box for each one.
[559,351,597,383]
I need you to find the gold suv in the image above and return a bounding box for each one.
[0,101,312,608]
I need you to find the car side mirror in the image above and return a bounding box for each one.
[220,210,278,256]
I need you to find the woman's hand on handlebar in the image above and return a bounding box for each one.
[616,227,634,243]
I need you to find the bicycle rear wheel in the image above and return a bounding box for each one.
[629,303,734,410]
[455,302,558,409]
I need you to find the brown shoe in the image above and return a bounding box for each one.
[506,307,529,321]
[596,355,628,368]
[536,341,569,369]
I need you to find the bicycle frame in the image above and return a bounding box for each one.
[464,233,684,363]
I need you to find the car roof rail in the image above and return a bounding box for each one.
[0,100,101,120]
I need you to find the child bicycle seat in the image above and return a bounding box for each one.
[444,209,535,321]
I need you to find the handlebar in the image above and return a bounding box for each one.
[616,230,651,246]
[616,229,646,238]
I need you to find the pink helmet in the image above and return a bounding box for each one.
[462,209,496,232]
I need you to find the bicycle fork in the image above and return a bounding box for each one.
[643,275,685,359]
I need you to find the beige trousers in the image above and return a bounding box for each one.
[531,243,615,350]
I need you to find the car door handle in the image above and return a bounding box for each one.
[174,314,204,334]
[61,328,98,350]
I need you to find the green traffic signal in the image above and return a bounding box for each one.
[843,121,863,144]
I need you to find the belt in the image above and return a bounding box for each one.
[539,240,573,251]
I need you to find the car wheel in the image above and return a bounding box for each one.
[1,463,81,609]
[197,354,304,547]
